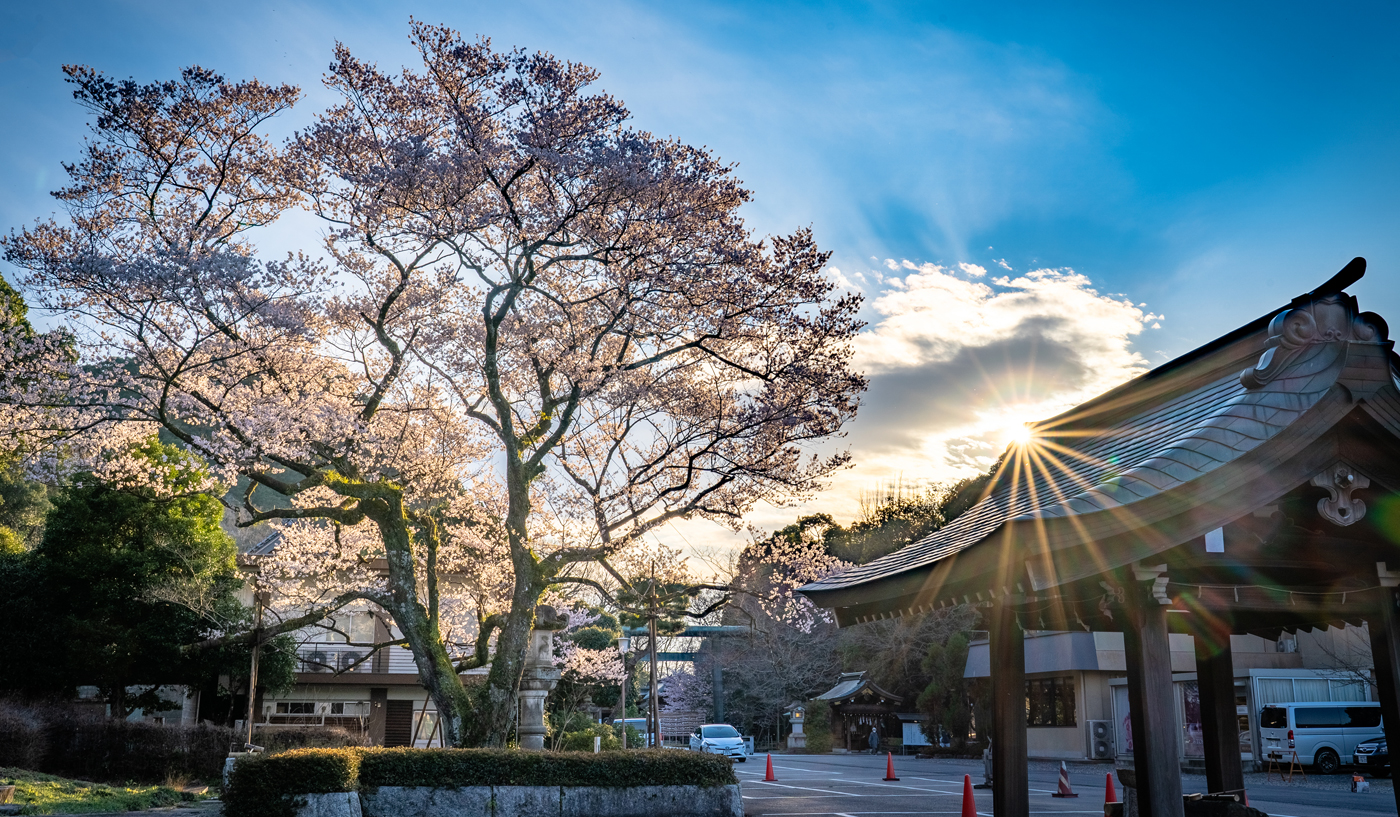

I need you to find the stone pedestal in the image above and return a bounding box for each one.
[784,703,807,750]
[786,726,806,750]
[519,607,564,751]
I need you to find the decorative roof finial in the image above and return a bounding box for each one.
[1239,293,1388,389]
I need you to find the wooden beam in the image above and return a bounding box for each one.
[1194,631,1245,797]
[1367,586,1400,817]
[989,600,1028,817]
[1123,571,1185,817]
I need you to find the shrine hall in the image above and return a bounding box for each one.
[801,259,1400,817]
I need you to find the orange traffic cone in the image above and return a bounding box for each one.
[961,773,976,817]
[1052,761,1078,798]
[1104,771,1118,804]
[764,753,776,782]
[883,752,899,781]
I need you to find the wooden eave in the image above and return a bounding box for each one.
[801,261,1400,627]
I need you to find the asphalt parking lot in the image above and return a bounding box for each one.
[735,753,1400,817]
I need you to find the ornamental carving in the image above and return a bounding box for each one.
[1239,294,1389,389]
[1310,464,1369,526]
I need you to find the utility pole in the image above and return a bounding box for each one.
[616,636,632,749]
[244,589,271,750]
[648,572,660,748]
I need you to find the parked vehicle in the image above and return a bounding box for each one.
[612,717,656,747]
[1258,701,1383,774]
[689,724,748,761]
[1354,737,1390,777]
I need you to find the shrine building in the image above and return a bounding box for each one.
[801,259,1400,817]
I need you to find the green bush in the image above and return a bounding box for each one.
[800,700,832,754]
[358,744,733,789]
[259,726,371,754]
[558,723,621,752]
[222,748,360,817]
[358,747,736,788]
[222,746,737,817]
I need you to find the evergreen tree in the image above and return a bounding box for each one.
[5,439,257,717]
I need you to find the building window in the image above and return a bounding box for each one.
[330,702,345,715]
[1026,677,1076,727]
[276,702,315,715]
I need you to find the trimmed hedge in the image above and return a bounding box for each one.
[223,748,361,817]
[223,747,737,817]
[358,747,737,788]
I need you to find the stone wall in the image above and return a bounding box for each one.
[297,784,744,817]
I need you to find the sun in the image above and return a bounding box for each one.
[1008,423,1034,445]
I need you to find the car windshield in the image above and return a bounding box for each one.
[702,725,740,738]
[1260,707,1287,729]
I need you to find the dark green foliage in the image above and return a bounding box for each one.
[36,478,239,714]
[257,727,372,754]
[569,626,619,651]
[822,474,994,565]
[222,747,738,817]
[916,632,972,748]
[357,747,737,788]
[800,700,832,753]
[0,458,48,552]
[558,723,622,751]
[0,275,33,336]
[0,439,251,714]
[224,749,362,817]
[0,552,64,693]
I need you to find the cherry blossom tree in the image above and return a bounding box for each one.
[0,21,863,747]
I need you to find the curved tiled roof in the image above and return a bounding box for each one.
[801,267,1397,607]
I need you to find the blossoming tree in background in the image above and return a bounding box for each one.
[0,21,864,746]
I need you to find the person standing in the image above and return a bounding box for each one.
[868,727,879,754]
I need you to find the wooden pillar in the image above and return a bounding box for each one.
[1122,567,1184,817]
[1194,632,1244,796]
[989,600,1028,817]
[1368,585,1400,817]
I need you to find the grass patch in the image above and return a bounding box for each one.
[0,766,197,815]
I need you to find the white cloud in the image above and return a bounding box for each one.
[661,262,1155,572]
[831,263,1151,513]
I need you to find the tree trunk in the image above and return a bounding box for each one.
[365,490,477,746]
[462,461,546,748]
[466,558,542,746]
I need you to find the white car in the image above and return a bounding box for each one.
[690,724,747,761]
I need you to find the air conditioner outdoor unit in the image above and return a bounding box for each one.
[1087,720,1114,760]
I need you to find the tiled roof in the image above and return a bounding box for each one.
[814,671,903,703]
[245,531,283,556]
[801,262,1397,608]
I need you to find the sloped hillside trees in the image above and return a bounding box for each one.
[0,22,863,746]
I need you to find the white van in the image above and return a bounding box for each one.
[612,717,657,747]
[1258,701,1382,773]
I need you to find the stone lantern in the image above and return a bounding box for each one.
[518,605,566,750]
[784,702,807,750]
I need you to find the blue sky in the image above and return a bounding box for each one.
[2,0,1397,541]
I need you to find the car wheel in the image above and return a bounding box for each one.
[1373,767,1391,778]
[738,757,746,762]
[1315,748,1341,775]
